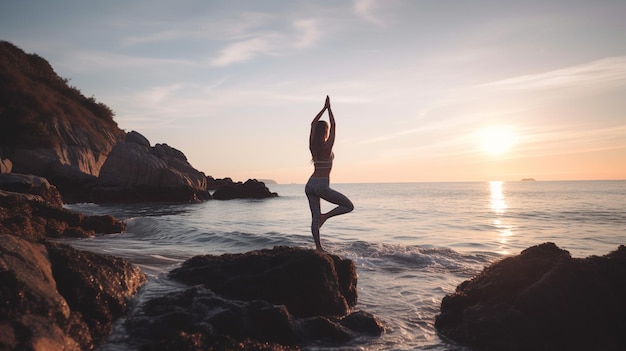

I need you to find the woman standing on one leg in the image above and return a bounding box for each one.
[305,96,354,251]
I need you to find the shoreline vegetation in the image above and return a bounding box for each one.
[2,41,625,350]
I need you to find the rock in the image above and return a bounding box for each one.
[126,285,299,350]
[339,310,386,336]
[45,163,100,204]
[0,235,72,335]
[0,186,125,241]
[169,246,357,318]
[93,131,211,203]
[0,235,146,350]
[0,164,146,350]
[0,173,63,208]
[123,246,383,350]
[435,243,626,351]
[0,158,11,173]
[206,176,238,191]
[45,242,146,347]
[212,178,278,200]
[125,130,150,147]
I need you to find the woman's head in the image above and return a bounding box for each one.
[315,120,329,141]
[311,120,329,161]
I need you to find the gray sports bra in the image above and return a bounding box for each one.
[313,152,334,169]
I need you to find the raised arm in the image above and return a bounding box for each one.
[311,97,328,126]
[326,97,336,149]
[310,97,328,148]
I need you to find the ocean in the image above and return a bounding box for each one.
[63,180,626,350]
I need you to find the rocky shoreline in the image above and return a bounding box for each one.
[4,178,625,350]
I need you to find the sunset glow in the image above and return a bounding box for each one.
[1,1,625,183]
[479,127,517,155]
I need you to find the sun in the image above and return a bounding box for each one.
[478,126,516,155]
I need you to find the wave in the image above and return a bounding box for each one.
[335,240,498,277]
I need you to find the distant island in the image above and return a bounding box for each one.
[521,178,536,181]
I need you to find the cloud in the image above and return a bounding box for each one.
[480,56,626,92]
[122,29,192,46]
[210,17,324,66]
[211,37,276,67]
[121,12,277,46]
[292,18,322,48]
[353,0,384,24]
[475,122,626,165]
[120,9,326,68]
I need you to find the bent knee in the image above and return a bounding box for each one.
[346,201,354,212]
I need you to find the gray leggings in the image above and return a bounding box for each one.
[305,177,354,249]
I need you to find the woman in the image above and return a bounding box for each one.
[305,96,354,251]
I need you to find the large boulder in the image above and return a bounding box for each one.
[0,235,146,351]
[0,173,63,207]
[435,243,626,351]
[212,178,278,200]
[125,285,300,350]
[93,131,211,203]
[45,242,146,348]
[0,234,77,351]
[126,246,384,350]
[125,284,383,351]
[170,246,357,317]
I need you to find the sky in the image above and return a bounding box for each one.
[1,0,625,183]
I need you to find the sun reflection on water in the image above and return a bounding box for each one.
[489,181,513,255]
[489,181,507,214]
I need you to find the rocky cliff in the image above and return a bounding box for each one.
[0,42,212,203]
[0,41,275,203]
[0,41,125,181]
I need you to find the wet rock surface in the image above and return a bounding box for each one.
[0,176,146,350]
[0,174,125,240]
[0,235,146,351]
[125,246,384,350]
[169,246,356,317]
[0,173,63,208]
[435,242,626,351]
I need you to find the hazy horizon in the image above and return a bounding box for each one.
[1,1,625,184]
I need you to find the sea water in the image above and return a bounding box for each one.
[64,180,626,350]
